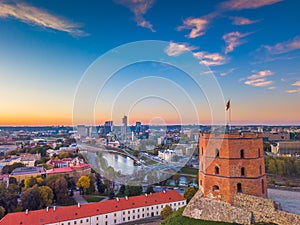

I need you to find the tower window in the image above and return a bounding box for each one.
[258,148,260,157]
[240,149,244,158]
[215,149,219,158]
[212,185,219,191]
[215,166,219,175]
[259,165,262,175]
[237,183,242,193]
[201,147,203,155]
[241,167,245,176]
[262,179,265,194]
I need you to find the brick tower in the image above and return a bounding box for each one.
[199,131,267,204]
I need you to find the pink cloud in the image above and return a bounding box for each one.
[220,0,282,10]
[193,51,227,66]
[164,42,196,56]
[223,31,249,54]
[231,17,258,25]
[244,70,274,87]
[115,0,155,32]
[178,17,208,38]
[262,36,300,54]
[292,80,300,87]
[0,1,86,36]
[286,89,300,94]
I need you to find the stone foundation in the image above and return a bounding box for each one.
[183,191,253,224]
[183,190,300,225]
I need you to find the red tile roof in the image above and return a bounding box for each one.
[46,167,73,174]
[70,163,90,168]
[0,190,185,225]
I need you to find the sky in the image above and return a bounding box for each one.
[0,0,300,126]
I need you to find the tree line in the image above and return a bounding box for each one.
[265,156,300,177]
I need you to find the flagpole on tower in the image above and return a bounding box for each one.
[226,100,231,131]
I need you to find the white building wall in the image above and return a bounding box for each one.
[46,199,186,225]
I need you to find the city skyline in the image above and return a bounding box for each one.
[0,0,300,126]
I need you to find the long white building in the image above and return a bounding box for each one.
[0,190,186,225]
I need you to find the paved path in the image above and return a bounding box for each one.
[268,188,300,215]
[72,191,88,204]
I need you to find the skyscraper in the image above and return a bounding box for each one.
[121,115,127,141]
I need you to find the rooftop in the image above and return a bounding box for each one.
[0,190,185,225]
[46,167,73,174]
[10,166,45,176]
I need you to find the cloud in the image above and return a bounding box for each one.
[292,80,300,86]
[0,1,86,36]
[262,36,300,54]
[248,70,273,79]
[115,0,155,32]
[193,51,227,66]
[178,17,208,38]
[223,31,249,54]
[220,0,282,10]
[220,68,235,76]
[286,89,300,94]
[231,17,258,25]
[244,79,273,87]
[244,70,274,87]
[268,86,276,90]
[164,42,196,56]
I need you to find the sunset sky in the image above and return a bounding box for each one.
[0,0,300,126]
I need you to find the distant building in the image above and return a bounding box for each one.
[10,166,46,182]
[271,141,300,156]
[262,131,290,142]
[121,115,128,141]
[158,149,175,162]
[20,153,41,167]
[46,158,72,168]
[46,161,91,180]
[77,125,88,138]
[0,190,186,225]
[103,121,113,135]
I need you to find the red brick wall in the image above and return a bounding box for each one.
[199,132,268,204]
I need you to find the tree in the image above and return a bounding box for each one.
[39,186,54,208]
[0,206,5,220]
[21,186,41,210]
[267,158,277,174]
[184,186,197,203]
[2,162,25,174]
[87,174,96,194]
[24,177,37,189]
[46,175,68,204]
[59,152,70,159]
[173,173,180,186]
[96,174,106,194]
[119,184,126,195]
[9,177,18,185]
[109,190,115,199]
[161,205,173,220]
[132,150,139,157]
[76,176,90,195]
[145,185,155,194]
[64,175,75,190]
[124,185,142,197]
[0,184,19,213]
